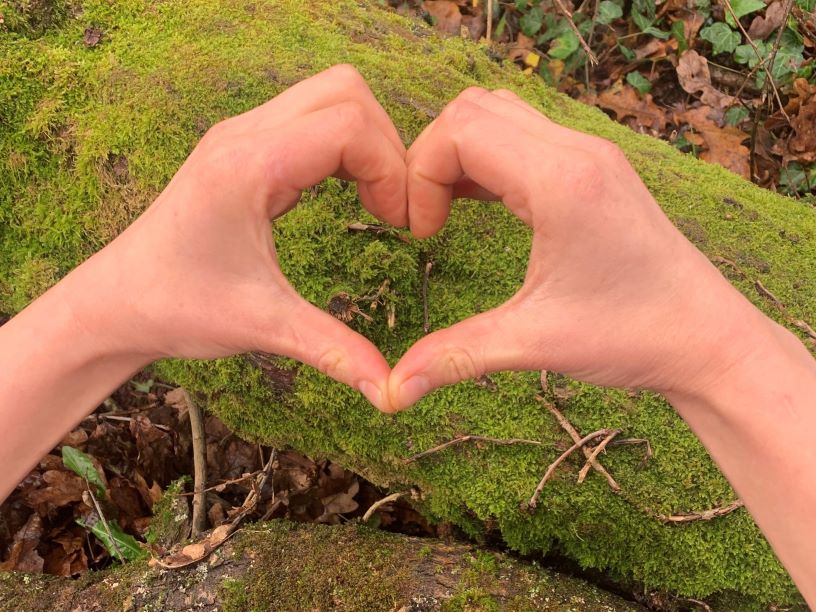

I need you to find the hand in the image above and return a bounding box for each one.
[65,65,406,411]
[388,87,766,410]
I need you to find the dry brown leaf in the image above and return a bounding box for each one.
[748,1,787,40]
[509,33,535,63]
[676,50,735,110]
[23,470,86,509]
[152,524,233,569]
[635,38,675,60]
[0,514,44,573]
[461,7,484,41]
[786,99,816,163]
[583,85,667,131]
[424,0,462,35]
[59,428,89,448]
[675,106,750,178]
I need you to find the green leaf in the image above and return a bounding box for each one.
[618,43,636,60]
[626,71,652,94]
[770,41,804,80]
[515,0,528,10]
[62,446,106,497]
[632,9,652,32]
[725,106,750,126]
[520,7,544,36]
[700,22,740,55]
[596,0,623,25]
[77,516,148,562]
[671,20,688,52]
[548,29,580,59]
[725,0,766,27]
[695,0,712,18]
[131,379,154,393]
[796,0,815,10]
[632,0,656,20]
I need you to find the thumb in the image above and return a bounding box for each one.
[388,303,530,411]
[262,295,393,412]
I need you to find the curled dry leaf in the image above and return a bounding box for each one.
[423,0,462,35]
[0,514,44,573]
[151,523,233,569]
[509,33,535,63]
[675,106,751,178]
[23,470,86,510]
[676,50,735,110]
[748,1,787,40]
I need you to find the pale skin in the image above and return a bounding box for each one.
[0,66,814,601]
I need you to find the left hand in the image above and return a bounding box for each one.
[63,65,406,410]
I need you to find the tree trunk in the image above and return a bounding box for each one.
[1,0,814,608]
[0,520,643,611]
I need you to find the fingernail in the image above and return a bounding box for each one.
[398,375,431,408]
[359,380,384,410]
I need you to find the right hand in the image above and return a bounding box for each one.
[388,87,768,411]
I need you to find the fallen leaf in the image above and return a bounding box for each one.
[509,33,535,63]
[0,514,44,573]
[675,106,750,178]
[424,0,462,35]
[23,470,86,510]
[582,84,667,132]
[83,26,102,47]
[748,1,786,40]
[676,50,735,110]
[59,428,89,448]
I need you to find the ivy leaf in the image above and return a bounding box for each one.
[77,516,148,562]
[515,0,528,9]
[626,71,652,94]
[618,43,636,60]
[671,20,688,52]
[725,0,766,27]
[62,446,106,497]
[725,106,750,126]
[520,7,544,36]
[700,22,740,55]
[548,29,579,59]
[596,0,623,25]
[770,41,804,80]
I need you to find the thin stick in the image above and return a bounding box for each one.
[656,499,744,523]
[404,435,542,464]
[577,429,621,484]
[535,396,620,491]
[177,471,261,496]
[421,260,433,334]
[85,487,124,563]
[528,429,616,509]
[721,0,788,122]
[755,279,784,310]
[763,0,795,122]
[552,0,598,64]
[486,0,493,41]
[98,414,172,432]
[362,491,407,522]
[183,389,208,538]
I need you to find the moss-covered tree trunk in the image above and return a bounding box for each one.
[1,0,814,608]
[0,520,643,611]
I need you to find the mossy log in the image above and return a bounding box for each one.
[0,520,642,611]
[1,0,815,608]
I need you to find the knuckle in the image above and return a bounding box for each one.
[492,88,518,99]
[592,139,627,165]
[316,348,346,379]
[328,63,366,88]
[457,86,489,102]
[333,100,367,132]
[442,347,481,382]
[443,98,481,126]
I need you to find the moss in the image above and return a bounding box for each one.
[145,476,191,548]
[1,0,814,607]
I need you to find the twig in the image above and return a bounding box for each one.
[577,429,621,484]
[362,491,407,522]
[421,260,433,334]
[720,0,788,122]
[403,435,543,464]
[97,414,172,432]
[764,0,795,122]
[793,319,816,341]
[656,499,744,523]
[183,389,208,538]
[347,221,388,235]
[177,471,261,496]
[527,429,617,509]
[84,487,124,563]
[684,599,713,612]
[755,279,784,310]
[551,0,598,64]
[535,396,620,491]
[486,0,493,41]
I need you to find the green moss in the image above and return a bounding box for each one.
[145,476,191,548]
[1,0,814,607]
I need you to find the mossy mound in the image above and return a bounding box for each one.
[0,520,643,610]
[1,0,814,607]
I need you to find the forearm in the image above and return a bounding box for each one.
[666,316,816,602]
[0,257,151,502]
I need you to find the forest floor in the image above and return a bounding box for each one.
[392,0,816,200]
